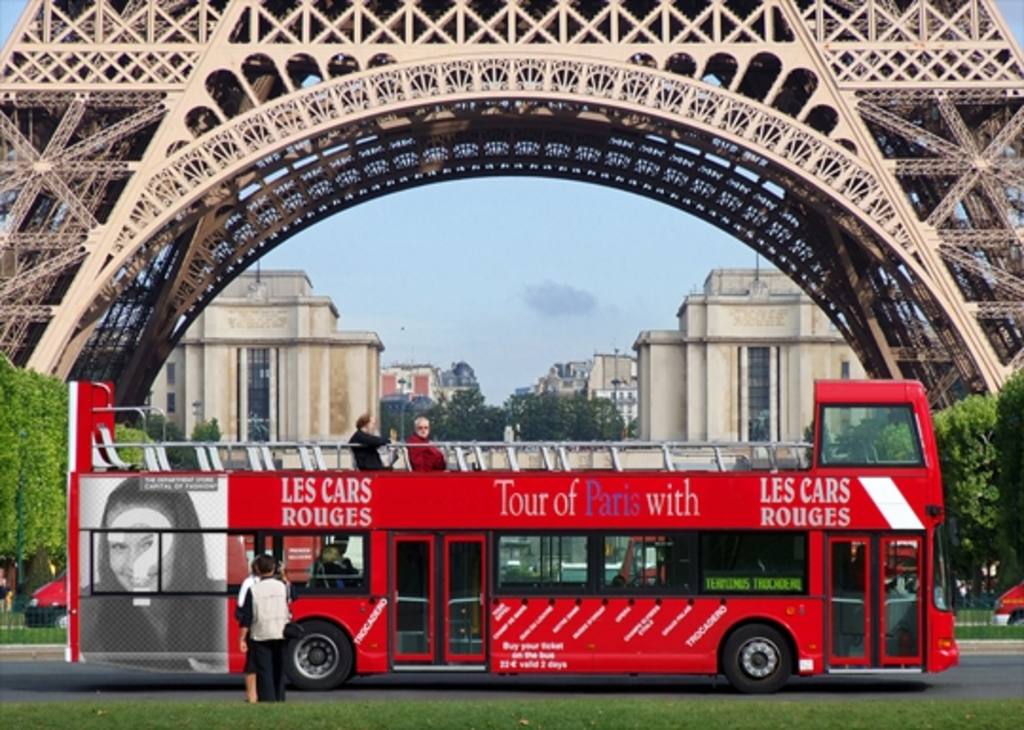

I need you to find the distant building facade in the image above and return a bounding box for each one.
[151,270,384,441]
[531,360,592,397]
[588,353,639,425]
[526,355,638,425]
[438,361,480,401]
[634,268,866,442]
[381,363,440,402]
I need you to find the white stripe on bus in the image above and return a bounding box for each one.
[859,476,924,530]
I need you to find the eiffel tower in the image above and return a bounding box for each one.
[1,0,1022,406]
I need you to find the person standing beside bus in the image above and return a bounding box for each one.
[407,416,446,472]
[236,557,261,704]
[349,414,391,470]
[238,555,289,703]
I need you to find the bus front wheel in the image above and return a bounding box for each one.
[721,624,792,694]
[285,620,354,691]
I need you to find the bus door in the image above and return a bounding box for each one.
[392,533,486,667]
[826,535,923,669]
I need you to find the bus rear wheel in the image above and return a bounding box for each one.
[285,620,353,691]
[721,624,792,694]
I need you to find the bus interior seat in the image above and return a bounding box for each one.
[143,446,161,471]
[246,446,265,471]
[95,424,134,470]
[312,444,327,470]
[207,446,224,471]
[298,445,314,471]
[195,446,211,471]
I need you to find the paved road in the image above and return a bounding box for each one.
[1,655,1021,703]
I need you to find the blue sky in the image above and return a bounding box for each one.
[2,1,1022,403]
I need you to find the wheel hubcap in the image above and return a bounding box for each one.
[295,634,339,680]
[739,638,780,679]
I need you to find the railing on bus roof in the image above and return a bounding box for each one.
[88,435,812,474]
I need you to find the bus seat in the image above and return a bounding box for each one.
[92,445,113,471]
[207,445,224,471]
[505,446,520,472]
[96,424,133,470]
[246,446,264,471]
[195,446,211,471]
[557,446,572,471]
[143,446,161,471]
[298,445,314,471]
[312,444,327,470]
[454,446,469,472]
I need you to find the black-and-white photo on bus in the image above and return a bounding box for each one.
[78,475,228,672]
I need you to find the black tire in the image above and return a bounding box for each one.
[285,619,354,691]
[1009,611,1024,627]
[721,623,792,694]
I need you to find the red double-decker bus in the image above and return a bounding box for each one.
[66,379,956,693]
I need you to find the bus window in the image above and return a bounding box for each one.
[700,533,807,594]
[497,535,588,590]
[883,538,921,658]
[226,534,254,586]
[820,405,923,467]
[282,534,366,593]
[602,535,692,591]
[933,524,953,611]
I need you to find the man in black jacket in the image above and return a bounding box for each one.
[349,413,390,470]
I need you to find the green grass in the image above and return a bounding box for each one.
[5,699,1023,729]
[956,624,1024,639]
[0,610,65,644]
[955,609,993,625]
[0,626,65,643]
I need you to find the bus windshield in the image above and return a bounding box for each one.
[819,405,924,467]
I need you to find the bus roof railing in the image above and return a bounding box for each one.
[85,437,813,474]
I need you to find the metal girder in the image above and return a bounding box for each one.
[0,0,1020,403]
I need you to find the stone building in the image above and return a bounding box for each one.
[381,363,440,402]
[437,361,480,401]
[588,352,639,425]
[150,270,383,441]
[531,360,592,397]
[634,268,866,442]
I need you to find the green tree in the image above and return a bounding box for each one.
[934,394,1000,591]
[192,418,222,442]
[24,544,56,595]
[995,370,1024,588]
[114,423,149,469]
[0,357,68,584]
[587,397,624,440]
[140,413,195,468]
[506,393,563,440]
[427,389,505,441]
[504,393,625,441]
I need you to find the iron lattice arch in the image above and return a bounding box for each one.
[0,1,1022,408]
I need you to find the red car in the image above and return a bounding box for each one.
[24,571,67,628]
[991,582,1024,626]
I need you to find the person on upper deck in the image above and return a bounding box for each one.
[407,416,446,472]
[349,413,390,470]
